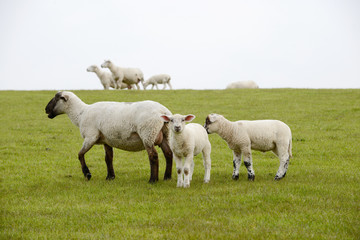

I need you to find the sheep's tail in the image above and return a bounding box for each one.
[288,137,292,158]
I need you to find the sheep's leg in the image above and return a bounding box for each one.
[162,83,166,90]
[159,139,173,180]
[232,151,242,180]
[151,84,155,90]
[155,83,159,90]
[145,145,159,183]
[242,150,255,181]
[168,82,173,90]
[190,160,194,181]
[104,144,115,180]
[78,138,97,180]
[183,155,193,188]
[135,83,140,90]
[274,146,290,180]
[174,155,183,187]
[202,145,211,183]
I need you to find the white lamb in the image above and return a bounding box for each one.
[45,91,173,183]
[86,65,132,90]
[161,114,211,188]
[101,60,144,90]
[204,113,292,181]
[143,74,172,90]
[226,80,259,89]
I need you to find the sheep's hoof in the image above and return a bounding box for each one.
[204,179,210,183]
[106,175,115,180]
[85,173,92,180]
[232,174,239,180]
[148,178,158,184]
[163,175,172,181]
[248,174,255,181]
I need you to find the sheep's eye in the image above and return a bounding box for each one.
[182,119,185,122]
[170,119,174,123]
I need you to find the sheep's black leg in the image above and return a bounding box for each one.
[78,138,97,180]
[104,144,115,180]
[146,145,159,183]
[160,139,173,180]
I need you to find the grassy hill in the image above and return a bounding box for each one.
[1,89,359,239]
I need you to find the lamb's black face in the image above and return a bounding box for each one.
[45,92,63,119]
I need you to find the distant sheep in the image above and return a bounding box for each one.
[45,91,173,183]
[87,65,132,90]
[226,80,259,89]
[161,114,211,188]
[101,60,144,90]
[204,113,292,181]
[143,74,172,90]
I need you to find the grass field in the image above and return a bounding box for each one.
[1,89,359,239]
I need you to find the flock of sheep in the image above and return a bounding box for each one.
[87,60,172,90]
[87,60,259,90]
[45,91,292,188]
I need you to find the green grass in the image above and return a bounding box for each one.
[1,89,359,239]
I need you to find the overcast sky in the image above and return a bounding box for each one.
[0,0,359,90]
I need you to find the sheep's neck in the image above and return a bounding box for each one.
[66,97,87,128]
[217,119,238,144]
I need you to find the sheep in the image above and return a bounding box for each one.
[226,80,259,89]
[204,113,292,181]
[143,74,172,90]
[161,114,211,188]
[86,65,133,90]
[101,60,144,90]
[45,91,173,183]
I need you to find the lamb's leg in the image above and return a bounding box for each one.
[274,146,290,180]
[104,144,115,180]
[135,83,140,90]
[232,151,242,180]
[202,144,211,183]
[159,139,173,180]
[174,155,183,187]
[183,155,193,188]
[145,145,159,183]
[78,138,97,180]
[242,150,255,181]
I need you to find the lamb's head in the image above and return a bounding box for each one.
[86,65,98,72]
[142,81,149,89]
[101,60,112,68]
[161,114,195,133]
[204,113,222,134]
[45,91,72,119]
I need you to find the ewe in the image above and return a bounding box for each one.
[161,114,211,188]
[143,74,172,90]
[226,80,259,89]
[204,113,292,180]
[101,60,144,90]
[45,91,173,183]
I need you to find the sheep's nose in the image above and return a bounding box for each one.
[174,126,181,132]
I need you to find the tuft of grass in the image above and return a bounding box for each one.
[1,89,359,239]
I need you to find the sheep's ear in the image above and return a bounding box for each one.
[160,115,171,123]
[184,114,195,122]
[208,114,218,122]
[60,93,69,102]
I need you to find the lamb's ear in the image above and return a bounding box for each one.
[184,114,195,122]
[208,114,218,122]
[160,115,171,123]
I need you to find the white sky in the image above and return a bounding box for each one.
[0,0,359,90]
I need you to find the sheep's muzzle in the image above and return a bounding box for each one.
[45,96,57,119]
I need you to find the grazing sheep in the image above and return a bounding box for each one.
[226,80,259,89]
[101,60,144,90]
[45,91,173,183]
[161,114,211,188]
[86,65,132,90]
[143,74,172,90]
[204,113,292,181]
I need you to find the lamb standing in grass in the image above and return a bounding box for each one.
[143,74,172,90]
[101,60,144,90]
[161,114,211,188]
[204,113,292,181]
[45,91,173,183]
